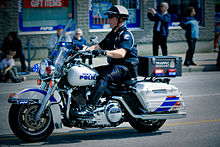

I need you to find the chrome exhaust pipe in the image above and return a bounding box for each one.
[112,96,186,120]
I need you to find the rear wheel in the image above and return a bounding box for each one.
[129,118,166,132]
[8,104,54,142]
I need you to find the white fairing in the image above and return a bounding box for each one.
[67,65,98,86]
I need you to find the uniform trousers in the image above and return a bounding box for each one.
[88,64,130,105]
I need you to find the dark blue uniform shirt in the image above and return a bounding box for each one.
[99,25,138,65]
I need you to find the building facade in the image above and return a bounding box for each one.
[0,0,215,59]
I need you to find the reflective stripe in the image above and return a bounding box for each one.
[18,88,57,102]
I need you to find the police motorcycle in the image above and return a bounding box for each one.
[8,19,186,142]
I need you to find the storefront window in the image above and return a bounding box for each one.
[157,0,203,27]
[89,0,141,30]
[18,0,73,32]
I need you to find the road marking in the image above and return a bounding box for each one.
[51,127,132,137]
[183,93,220,98]
[0,136,17,141]
[164,119,220,126]
[1,119,220,141]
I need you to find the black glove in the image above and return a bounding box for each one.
[92,50,107,57]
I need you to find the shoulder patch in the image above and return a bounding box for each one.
[123,34,130,40]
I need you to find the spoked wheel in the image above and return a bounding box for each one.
[129,118,166,132]
[8,104,54,142]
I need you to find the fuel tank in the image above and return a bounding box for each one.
[67,65,98,86]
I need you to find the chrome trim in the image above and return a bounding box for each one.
[105,101,123,123]
[40,81,47,89]
[112,96,186,120]
[66,89,72,120]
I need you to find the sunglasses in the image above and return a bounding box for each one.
[108,15,115,19]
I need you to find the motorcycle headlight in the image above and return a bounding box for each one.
[39,59,54,77]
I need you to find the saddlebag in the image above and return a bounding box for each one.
[135,82,185,113]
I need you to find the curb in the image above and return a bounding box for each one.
[182,65,220,73]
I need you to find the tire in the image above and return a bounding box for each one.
[8,104,54,142]
[129,118,166,132]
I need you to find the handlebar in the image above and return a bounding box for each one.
[71,50,93,58]
[65,50,94,65]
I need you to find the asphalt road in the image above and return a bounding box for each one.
[0,71,220,147]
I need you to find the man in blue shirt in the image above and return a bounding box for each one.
[47,24,72,55]
[72,5,138,117]
[147,2,171,56]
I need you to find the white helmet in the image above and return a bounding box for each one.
[104,5,129,20]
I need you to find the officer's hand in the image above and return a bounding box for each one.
[92,50,107,57]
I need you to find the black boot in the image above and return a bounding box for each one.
[190,62,197,66]
[184,62,190,66]
[184,51,191,66]
[189,54,196,65]
[71,104,95,118]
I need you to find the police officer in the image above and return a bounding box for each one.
[72,5,139,117]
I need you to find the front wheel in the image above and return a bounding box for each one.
[8,104,54,142]
[129,118,166,132]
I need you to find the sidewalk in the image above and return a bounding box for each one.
[15,52,220,81]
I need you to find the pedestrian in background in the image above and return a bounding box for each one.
[0,32,27,72]
[72,28,89,51]
[147,2,171,56]
[72,28,89,63]
[0,50,26,82]
[216,35,220,67]
[180,6,200,66]
[47,24,72,55]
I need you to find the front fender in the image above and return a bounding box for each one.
[50,104,62,129]
[8,88,62,129]
[8,88,59,104]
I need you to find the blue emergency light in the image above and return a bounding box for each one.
[168,69,177,76]
[33,64,40,73]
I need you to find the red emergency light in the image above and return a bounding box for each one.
[154,68,164,76]
[168,69,177,76]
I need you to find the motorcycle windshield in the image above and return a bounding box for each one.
[53,46,70,72]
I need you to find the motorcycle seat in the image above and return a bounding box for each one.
[108,79,137,91]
